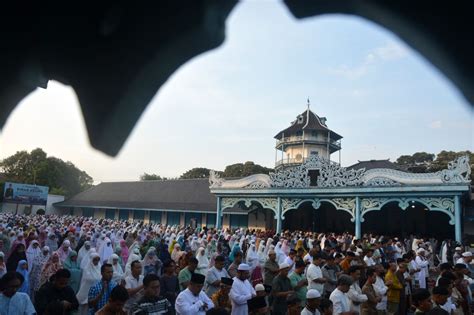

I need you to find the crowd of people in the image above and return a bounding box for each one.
[0,212,472,315]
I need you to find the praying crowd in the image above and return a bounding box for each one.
[0,213,472,315]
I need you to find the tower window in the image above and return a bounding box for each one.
[310,151,318,155]
[297,115,304,124]
[311,131,318,137]
[296,131,303,137]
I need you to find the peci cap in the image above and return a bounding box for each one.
[238,263,251,271]
[190,273,205,285]
[221,277,233,286]
[306,289,321,299]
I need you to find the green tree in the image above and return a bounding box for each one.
[139,173,165,181]
[223,161,273,177]
[396,151,435,173]
[0,148,93,197]
[180,168,211,179]
[395,150,473,182]
[429,150,473,180]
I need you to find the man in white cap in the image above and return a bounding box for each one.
[301,289,321,315]
[452,246,463,264]
[230,263,256,315]
[456,251,472,267]
[271,262,294,315]
[415,248,429,289]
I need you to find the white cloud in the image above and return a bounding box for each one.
[374,41,409,60]
[328,41,409,79]
[429,120,442,129]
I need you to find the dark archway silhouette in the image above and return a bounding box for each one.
[283,201,353,233]
[362,201,454,240]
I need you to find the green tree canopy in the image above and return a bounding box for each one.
[395,150,473,182]
[0,148,93,197]
[139,173,166,181]
[180,168,211,179]
[222,161,273,178]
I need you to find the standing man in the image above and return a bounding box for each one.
[272,262,294,315]
[264,250,279,287]
[211,277,233,313]
[385,262,403,315]
[176,273,214,315]
[361,268,380,315]
[178,257,198,291]
[88,263,117,315]
[322,256,339,299]
[415,249,429,289]
[206,255,230,297]
[372,264,388,314]
[329,275,355,315]
[35,269,79,315]
[96,286,129,315]
[347,266,368,314]
[301,289,322,315]
[230,263,256,315]
[0,272,35,315]
[289,260,308,308]
[307,253,326,296]
[160,260,180,315]
[131,274,172,315]
[124,260,145,313]
[363,250,376,267]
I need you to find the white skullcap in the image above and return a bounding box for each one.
[238,263,250,271]
[455,247,462,251]
[279,262,291,270]
[306,289,321,299]
[462,252,473,257]
[255,284,265,292]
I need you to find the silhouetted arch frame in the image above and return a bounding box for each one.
[0,1,472,156]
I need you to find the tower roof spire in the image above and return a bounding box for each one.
[307,98,310,110]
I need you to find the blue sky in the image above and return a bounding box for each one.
[0,1,473,183]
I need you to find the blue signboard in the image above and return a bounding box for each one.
[3,182,49,205]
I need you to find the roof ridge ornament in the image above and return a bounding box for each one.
[209,156,471,189]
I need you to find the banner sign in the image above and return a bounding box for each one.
[2,182,49,205]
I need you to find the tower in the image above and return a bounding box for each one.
[274,102,342,169]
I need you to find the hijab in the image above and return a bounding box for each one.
[98,237,114,263]
[119,240,129,264]
[108,253,124,283]
[40,252,62,286]
[64,250,80,270]
[26,240,41,272]
[16,260,29,294]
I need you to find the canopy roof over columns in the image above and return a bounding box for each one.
[210,155,471,241]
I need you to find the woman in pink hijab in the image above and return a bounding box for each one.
[56,239,71,262]
[119,240,129,265]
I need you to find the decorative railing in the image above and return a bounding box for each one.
[276,136,341,148]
